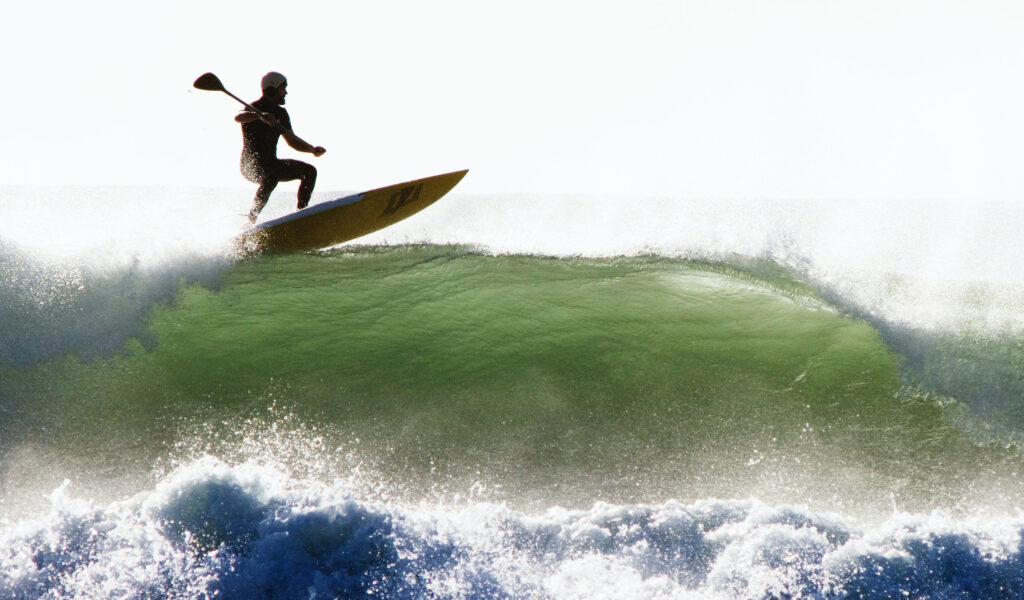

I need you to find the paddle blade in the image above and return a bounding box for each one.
[193,72,224,92]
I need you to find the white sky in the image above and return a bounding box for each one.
[3,0,1024,199]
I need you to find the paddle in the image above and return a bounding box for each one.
[193,72,263,115]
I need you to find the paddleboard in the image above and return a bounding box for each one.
[235,169,468,254]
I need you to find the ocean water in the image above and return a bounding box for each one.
[2,185,1024,599]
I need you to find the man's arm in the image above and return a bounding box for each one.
[283,131,326,157]
[234,110,279,128]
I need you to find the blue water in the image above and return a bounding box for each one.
[2,187,1024,599]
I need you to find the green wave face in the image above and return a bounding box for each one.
[3,246,1019,518]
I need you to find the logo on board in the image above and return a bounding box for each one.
[380,183,423,217]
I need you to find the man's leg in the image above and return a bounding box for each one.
[242,160,280,223]
[248,178,279,222]
[274,159,318,209]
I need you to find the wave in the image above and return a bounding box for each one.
[3,245,1023,520]
[4,186,1024,598]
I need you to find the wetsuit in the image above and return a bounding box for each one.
[240,96,317,221]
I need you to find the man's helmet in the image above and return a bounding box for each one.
[261,71,287,91]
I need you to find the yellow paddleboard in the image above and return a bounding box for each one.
[235,169,468,254]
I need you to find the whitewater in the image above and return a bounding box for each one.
[3,184,1024,599]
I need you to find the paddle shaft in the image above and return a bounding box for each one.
[221,88,261,115]
[219,88,286,132]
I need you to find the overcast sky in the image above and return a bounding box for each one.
[3,0,1024,200]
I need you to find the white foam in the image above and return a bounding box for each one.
[2,458,1022,599]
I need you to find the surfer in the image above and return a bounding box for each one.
[235,72,327,222]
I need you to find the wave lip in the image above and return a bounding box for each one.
[2,459,1023,600]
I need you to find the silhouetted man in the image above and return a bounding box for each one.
[235,72,326,222]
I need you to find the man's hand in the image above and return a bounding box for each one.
[260,112,278,128]
[283,131,325,155]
